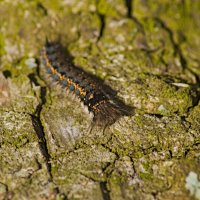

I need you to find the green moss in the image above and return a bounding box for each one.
[1,0,200,199]
[128,73,193,115]
[12,135,29,148]
[0,33,5,56]
[97,0,118,16]
[139,172,154,181]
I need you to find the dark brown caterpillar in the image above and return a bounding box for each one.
[41,40,133,128]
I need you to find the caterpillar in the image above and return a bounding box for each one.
[40,40,133,128]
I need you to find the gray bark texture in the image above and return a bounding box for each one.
[0,0,200,199]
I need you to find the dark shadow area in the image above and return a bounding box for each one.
[100,181,111,200]
[2,70,12,78]
[97,13,106,41]
[125,0,132,18]
[37,2,48,16]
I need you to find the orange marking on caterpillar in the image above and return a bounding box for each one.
[41,41,133,127]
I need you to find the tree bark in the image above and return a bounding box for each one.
[0,0,200,199]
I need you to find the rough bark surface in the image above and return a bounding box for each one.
[0,0,200,200]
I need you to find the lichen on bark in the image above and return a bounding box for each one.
[0,0,200,199]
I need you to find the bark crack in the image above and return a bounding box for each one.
[97,13,106,42]
[124,0,145,34]
[79,172,111,200]
[100,181,111,200]
[28,64,68,199]
[28,72,52,180]
[154,17,200,83]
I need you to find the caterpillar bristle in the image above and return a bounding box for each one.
[41,40,134,128]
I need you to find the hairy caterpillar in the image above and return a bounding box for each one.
[40,40,133,128]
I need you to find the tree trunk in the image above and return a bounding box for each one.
[0,0,200,199]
